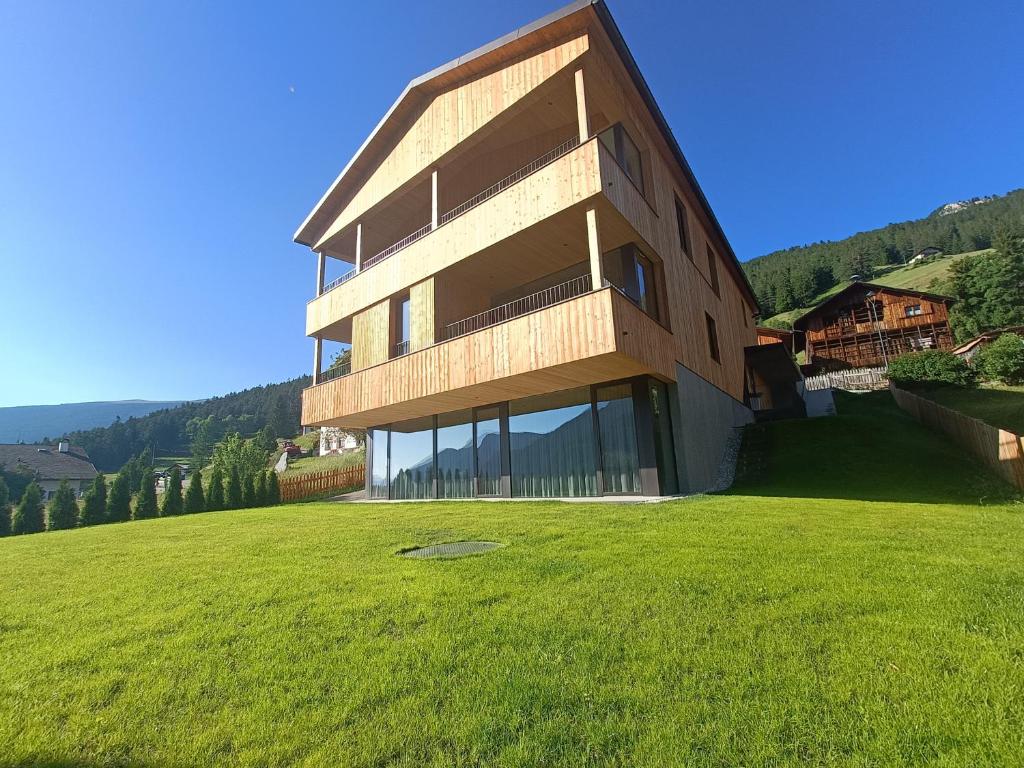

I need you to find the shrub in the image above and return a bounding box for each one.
[133,469,158,520]
[106,471,132,522]
[0,476,10,536]
[206,465,225,511]
[11,482,45,535]
[974,333,1024,385]
[266,471,281,505]
[183,471,205,514]
[161,466,183,516]
[887,350,975,389]
[47,480,79,530]
[80,475,107,526]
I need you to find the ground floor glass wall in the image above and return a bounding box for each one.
[367,377,669,499]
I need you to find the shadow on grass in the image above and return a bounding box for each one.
[727,390,1020,505]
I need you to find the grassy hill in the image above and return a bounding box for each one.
[1,393,1021,765]
[764,249,987,327]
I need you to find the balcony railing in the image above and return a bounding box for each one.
[393,340,410,358]
[319,358,351,383]
[314,135,583,299]
[442,273,593,341]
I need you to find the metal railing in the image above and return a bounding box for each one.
[393,340,410,358]
[362,222,433,271]
[319,358,352,384]
[442,273,593,341]
[314,135,584,299]
[321,269,359,294]
[439,135,580,226]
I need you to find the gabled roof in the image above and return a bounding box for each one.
[293,0,759,309]
[952,325,1024,355]
[0,444,98,481]
[793,282,956,330]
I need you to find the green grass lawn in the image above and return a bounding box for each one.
[1,394,1022,766]
[283,449,365,476]
[922,384,1024,436]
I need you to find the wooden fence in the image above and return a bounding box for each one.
[278,464,365,502]
[804,366,888,392]
[891,386,1024,490]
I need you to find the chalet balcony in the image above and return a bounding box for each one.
[301,285,674,430]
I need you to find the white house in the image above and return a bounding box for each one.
[0,442,99,499]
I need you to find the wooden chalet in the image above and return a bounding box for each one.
[794,282,955,370]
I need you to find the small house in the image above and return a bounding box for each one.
[0,442,98,499]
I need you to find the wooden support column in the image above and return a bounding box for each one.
[355,223,363,272]
[312,335,323,385]
[315,251,326,296]
[574,67,590,143]
[431,169,439,230]
[586,206,603,288]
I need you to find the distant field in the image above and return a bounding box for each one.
[762,249,988,327]
[283,450,364,476]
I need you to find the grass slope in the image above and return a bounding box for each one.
[1,394,1022,766]
[924,384,1024,435]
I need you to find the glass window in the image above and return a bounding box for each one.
[475,406,502,496]
[510,388,597,497]
[706,242,720,296]
[905,304,923,317]
[436,410,474,499]
[400,296,411,342]
[674,197,690,257]
[635,253,659,320]
[597,124,644,195]
[369,428,389,499]
[595,383,641,494]
[648,380,678,496]
[705,313,720,363]
[389,416,434,499]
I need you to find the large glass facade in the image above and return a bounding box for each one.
[369,428,389,499]
[510,388,598,497]
[595,383,641,494]
[436,410,473,499]
[368,378,674,499]
[475,407,502,496]
[389,416,434,499]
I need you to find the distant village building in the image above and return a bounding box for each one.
[0,442,98,499]
[908,246,942,264]
[794,282,955,370]
[756,326,804,357]
[953,326,1024,361]
[319,427,359,456]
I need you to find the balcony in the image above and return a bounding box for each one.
[302,285,675,429]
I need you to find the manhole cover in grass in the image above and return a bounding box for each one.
[399,541,501,559]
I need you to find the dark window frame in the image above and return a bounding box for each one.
[674,196,691,258]
[705,312,721,363]
[706,241,720,297]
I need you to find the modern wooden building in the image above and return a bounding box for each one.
[794,282,955,370]
[294,0,765,498]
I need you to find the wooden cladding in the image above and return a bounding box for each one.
[351,299,390,371]
[306,139,603,337]
[409,277,435,351]
[302,288,675,429]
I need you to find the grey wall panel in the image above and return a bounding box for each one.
[670,364,753,494]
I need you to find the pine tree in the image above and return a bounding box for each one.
[106,470,133,522]
[266,470,281,505]
[0,476,11,537]
[254,471,268,507]
[11,481,45,535]
[206,465,225,511]
[257,425,277,454]
[226,465,242,510]
[183,470,205,514]
[47,480,79,530]
[161,466,183,517]
[133,468,158,520]
[79,475,107,526]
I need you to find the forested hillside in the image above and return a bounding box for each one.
[744,189,1024,317]
[65,377,309,471]
[0,400,183,444]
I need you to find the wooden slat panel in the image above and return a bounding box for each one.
[409,277,435,351]
[302,288,673,429]
[351,299,390,371]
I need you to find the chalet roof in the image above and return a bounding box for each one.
[792,282,956,330]
[0,444,98,481]
[952,325,1024,355]
[293,0,759,309]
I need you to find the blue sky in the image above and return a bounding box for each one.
[1,0,1021,407]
